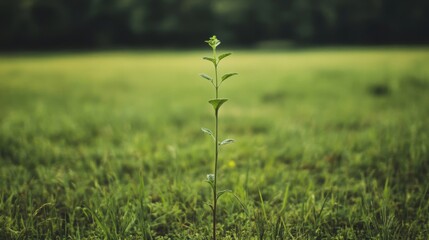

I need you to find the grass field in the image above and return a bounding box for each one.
[0,48,429,239]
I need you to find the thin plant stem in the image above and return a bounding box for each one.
[215,63,219,98]
[213,110,218,240]
[213,50,218,240]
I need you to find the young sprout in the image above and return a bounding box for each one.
[200,35,238,240]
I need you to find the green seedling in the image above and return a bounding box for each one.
[200,35,238,240]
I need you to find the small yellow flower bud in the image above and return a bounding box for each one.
[227,160,236,168]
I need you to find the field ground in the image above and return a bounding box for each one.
[0,48,429,239]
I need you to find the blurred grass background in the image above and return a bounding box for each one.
[1,48,428,238]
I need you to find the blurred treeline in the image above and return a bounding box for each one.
[1,0,428,50]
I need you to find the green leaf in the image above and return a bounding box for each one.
[201,127,215,140]
[218,53,232,61]
[208,98,228,112]
[201,127,213,136]
[200,74,212,81]
[221,73,238,82]
[203,57,216,65]
[217,189,232,200]
[220,139,235,146]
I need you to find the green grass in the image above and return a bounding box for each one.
[0,48,429,239]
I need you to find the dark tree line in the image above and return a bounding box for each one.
[1,0,428,49]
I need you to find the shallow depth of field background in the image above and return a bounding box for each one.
[1,1,429,239]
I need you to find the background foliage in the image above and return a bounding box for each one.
[1,0,429,49]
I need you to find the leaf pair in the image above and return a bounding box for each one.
[200,71,237,83]
[201,127,235,146]
[203,53,232,66]
[200,52,237,86]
